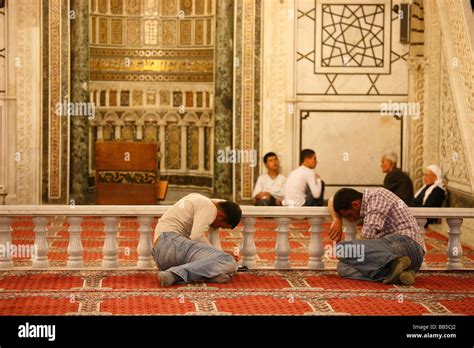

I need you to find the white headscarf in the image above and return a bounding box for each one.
[414,164,447,205]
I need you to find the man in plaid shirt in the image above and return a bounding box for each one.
[328,188,425,285]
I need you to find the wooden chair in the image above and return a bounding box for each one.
[95,142,165,205]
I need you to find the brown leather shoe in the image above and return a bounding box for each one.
[383,256,411,284]
[399,269,416,286]
[157,271,177,287]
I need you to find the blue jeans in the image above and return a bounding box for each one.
[151,232,238,283]
[336,234,425,282]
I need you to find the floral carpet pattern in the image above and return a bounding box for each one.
[1,217,473,315]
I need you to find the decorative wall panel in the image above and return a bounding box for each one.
[297,0,409,96]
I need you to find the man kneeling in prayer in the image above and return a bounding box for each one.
[328,188,425,286]
[152,193,242,286]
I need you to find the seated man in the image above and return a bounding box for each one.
[152,193,241,287]
[283,149,325,206]
[328,188,425,286]
[412,164,447,226]
[253,152,286,206]
[381,152,414,205]
[412,164,446,208]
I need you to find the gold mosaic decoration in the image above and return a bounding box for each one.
[49,0,62,199]
[89,0,216,182]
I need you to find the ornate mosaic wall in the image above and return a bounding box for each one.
[42,0,71,204]
[232,0,261,203]
[89,0,216,193]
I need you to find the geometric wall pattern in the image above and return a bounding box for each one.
[318,4,386,70]
[298,0,409,95]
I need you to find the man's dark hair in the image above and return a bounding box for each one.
[300,149,315,164]
[333,188,363,213]
[217,201,242,229]
[263,152,277,164]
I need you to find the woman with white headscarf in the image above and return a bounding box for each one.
[411,164,447,208]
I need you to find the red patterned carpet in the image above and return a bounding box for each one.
[1,217,473,316]
[0,270,473,315]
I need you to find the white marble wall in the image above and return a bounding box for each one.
[2,0,42,205]
[0,4,6,202]
[261,0,409,194]
[301,111,400,194]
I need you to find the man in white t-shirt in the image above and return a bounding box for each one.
[152,193,242,287]
[253,152,286,206]
[282,149,325,206]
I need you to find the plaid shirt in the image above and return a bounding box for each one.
[360,188,425,251]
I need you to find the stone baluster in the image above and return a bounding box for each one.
[137,216,153,268]
[32,217,49,268]
[446,218,463,270]
[0,217,13,269]
[308,217,324,269]
[416,218,428,269]
[275,217,291,269]
[102,217,119,268]
[67,217,84,268]
[241,217,257,269]
[344,219,356,241]
[208,227,221,250]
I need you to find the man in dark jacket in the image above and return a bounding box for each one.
[381,153,414,205]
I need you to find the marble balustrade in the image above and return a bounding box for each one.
[0,206,472,270]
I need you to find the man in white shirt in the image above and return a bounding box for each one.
[253,152,286,206]
[282,149,325,206]
[152,193,242,287]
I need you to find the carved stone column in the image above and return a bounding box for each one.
[406,57,428,191]
[41,0,71,204]
[213,0,234,200]
[70,0,90,204]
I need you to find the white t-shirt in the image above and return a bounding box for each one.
[252,173,286,199]
[282,165,322,206]
[154,193,220,245]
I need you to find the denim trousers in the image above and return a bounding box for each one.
[336,234,425,282]
[151,232,238,283]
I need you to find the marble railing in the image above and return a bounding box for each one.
[0,206,473,270]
